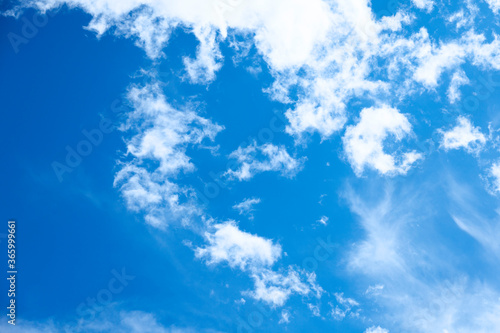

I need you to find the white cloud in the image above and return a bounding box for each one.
[196,221,323,307]
[365,284,384,296]
[317,216,329,226]
[412,0,434,11]
[12,0,500,148]
[113,81,223,228]
[448,178,500,255]
[12,0,500,326]
[308,303,321,317]
[343,185,410,276]
[342,106,422,176]
[225,141,305,181]
[413,41,465,88]
[440,116,486,153]
[485,0,500,14]
[248,268,322,307]
[285,101,347,140]
[232,197,261,219]
[447,70,469,103]
[195,221,281,270]
[344,181,500,333]
[365,326,389,333]
[488,162,500,193]
[183,25,223,84]
[278,310,290,324]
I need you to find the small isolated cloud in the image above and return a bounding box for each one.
[365,326,389,333]
[278,310,290,324]
[0,310,204,333]
[440,116,486,153]
[195,221,281,270]
[232,197,261,219]
[308,303,321,317]
[225,141,305,181]
[316,216,329,226]
[365,284,384,296]
[342,105,422,176]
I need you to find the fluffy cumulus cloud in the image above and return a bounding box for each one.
[225,141,305,181]
[195,221,282,270]
[196,221,322,306]
[342,106,422,176]
[439,116,486,153]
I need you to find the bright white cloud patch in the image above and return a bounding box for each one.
[13,0,500,148]
[412,0,434,11]
[342,106,422,176]
[225,142,304,181]
[195,221,281,270]
[196,221,322,306]
[440,116,486,153]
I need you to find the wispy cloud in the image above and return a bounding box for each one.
[232,197,261,220]
[225,141,305,181]
[113,80,223,229]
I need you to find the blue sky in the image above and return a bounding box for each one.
[2,0,500,332]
